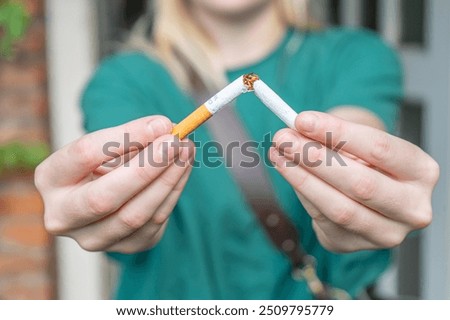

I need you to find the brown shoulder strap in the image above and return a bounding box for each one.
[205,104,344,299]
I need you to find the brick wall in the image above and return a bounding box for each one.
[0,0,55,299]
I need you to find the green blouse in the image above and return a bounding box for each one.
[81,27,403,299]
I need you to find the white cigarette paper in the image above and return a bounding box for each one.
[205,76,248,114]
[253,79,298,129]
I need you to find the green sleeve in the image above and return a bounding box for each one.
[322,29,404,133]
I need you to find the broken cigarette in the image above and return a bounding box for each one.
[171,73,298,139]
[253,79,298,129]
[171,76,248,139]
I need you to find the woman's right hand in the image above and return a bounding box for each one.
[35,116,195,254]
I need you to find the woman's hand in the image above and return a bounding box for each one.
[35,116,195,254]
[270,111,439,252]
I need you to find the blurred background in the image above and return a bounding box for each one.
[0,0,449,299]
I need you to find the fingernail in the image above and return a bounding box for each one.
[157,135,179,160]
[299,113,317,132]
[148,118,171,136]
[276,132,298,155]
[270,147,287,168]
[179,141,193,162]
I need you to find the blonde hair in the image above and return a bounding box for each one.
[128,0,313,94]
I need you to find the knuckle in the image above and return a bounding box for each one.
[119,212,149,231]
[151,212,170,225]
[378,231,406,248]
[86,188,115,215]
[333,203,355,227]
[424,158,440,185]
[44,213,69,235]
[409,204,433,230]
[352,175,376,201]
[411,154,440,186]
[34,163,48,191]
[77,237,105,252]
[370,134,391,162]
[69,136,96,168]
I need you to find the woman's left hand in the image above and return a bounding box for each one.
[270,111,440,252]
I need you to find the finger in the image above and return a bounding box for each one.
[106,221,168,254]
[43,116,173,187]
[338,150,371,167]
[297,191,379,252]
[295,191,327,222]
[94,148,141,176]
[294,111,431,180]
[270,148,408,248]
[67,144,194,246]
[68,137,193,228]
[312,220,378,252]
[273,130,421,224]
[105,163,193,253]
[151,163,193,224]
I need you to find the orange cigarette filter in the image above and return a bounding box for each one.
[171,105,212,140]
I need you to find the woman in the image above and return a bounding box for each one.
[35,0,439,299]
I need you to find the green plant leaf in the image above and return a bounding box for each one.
[0,142,50,174]
[0,1,30,58]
